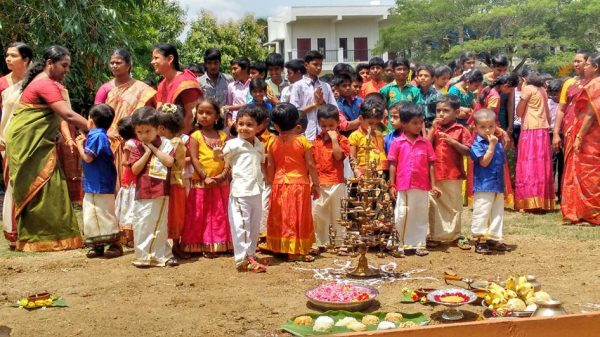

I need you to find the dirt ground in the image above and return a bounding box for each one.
[1,211,600,337]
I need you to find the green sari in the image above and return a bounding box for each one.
[5,93,82,251]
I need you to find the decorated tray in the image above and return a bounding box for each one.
[427,288,477,306]
[281,310,429,336]
[305,282,378,311]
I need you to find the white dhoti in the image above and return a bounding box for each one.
[132,197,173,267]
[229,194,262,266]
[115,185,136,231]
[82,193,120,247]
[260,185,271,235]
[2,182,15,240]
[312,183,347,247]
[428,180,463,241]
[471,192,504,241]
[395,189,429,249]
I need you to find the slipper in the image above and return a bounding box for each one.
[165,257,179,267]
[456,237,472,250]
[487,240,511,252]
[390,250,406,258]
[415,248,429,257]
[309,247,325,256]
[104,244,123,259]
[288,254,315,262]
[86,247,104,258]
[426,240,441,248]
[475,243,491,255]
[202,252,218,259]
[237,259,267,273]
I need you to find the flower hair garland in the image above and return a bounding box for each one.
[161,103,178,114]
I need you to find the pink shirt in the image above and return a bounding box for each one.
[94,81,114,104]
[226,79,250,122]
[387,133,436,191]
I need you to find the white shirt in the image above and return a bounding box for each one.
[289,76,337,140]
[280,84,292,103]
[223,136,265,197]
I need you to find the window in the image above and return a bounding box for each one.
[339,38,348,60]
[317,38,326,55]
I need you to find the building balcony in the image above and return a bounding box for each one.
[287,48,387,72]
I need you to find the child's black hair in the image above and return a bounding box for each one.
[540,73,554,84]
[368,57,385,68]
[416,64,434,77]
[185,63,205,75]
[284,59,306,75]
[332,73,353,87]
[433,65,452,78]
[389,100,412,114]
[459,51,477,67]
[359,100,385,120]
[265,52,284,68]
[89,104,115,130]
[437,95,461,111]
[461,69,484,84]
[479,73,519,104]
[398,102,423,123]
[132,106,159,127]
[304,50,324,63]
[158,104,184,134]
[249,61,266,75]
[231,56,250,70]
[203,48,221,62]
[117,116,136,140]
[317,104,340,121]
[525,71,545,87]
[383,60,392,68]
[271,103,299,131]
[319,74,333,85]
[490,54,509,67]
[297,115,308,133]
[249,78,267,92]
[364,92,386,107]
[237,105,269,125]
[332,63,355,77]
[547,79,564,95]
[391,56,410,69]
[196,98,225,130]
[356,63,369,75]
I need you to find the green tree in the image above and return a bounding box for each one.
[182,11,269,73]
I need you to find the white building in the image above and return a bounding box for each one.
[267,3,393,71]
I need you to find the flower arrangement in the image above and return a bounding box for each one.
[306,282,374,303]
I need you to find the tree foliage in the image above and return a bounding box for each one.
[0,0,186,110]
[182,10,269,73]
[377,0,599,74]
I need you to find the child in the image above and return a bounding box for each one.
[266,103,320,262]
[547,79,564,202]
[416,64,441,129]
[470,109,511,254]
[334,72,362,134]
[181,99,232,257]
[280,59,306,103]
[360,57,386,98]
[383,60,395,84]
[249,61,267,80]
[352,73,363,98]
[223,105,269,272]
[129,106,177,267]
[225,57,251,126]
[427,96,471,249]
[380,57,420,131]
[476,74,519,125]
[157,104,188,258]
[349,100,387,178]
[388,104,438,257]
[312,104,350,252]
[289,50,337,140]
[248,78,273,111]
[448,69,483,125]
[75,104,122,258]
[384,101,411,154]
[265,53,288,104]
[356,63,370,83]
[433,65,452,94]
[115,116,137,248]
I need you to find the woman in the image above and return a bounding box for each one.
[561,54,600,225]
[151,44,202,133]
[448,69,483,125]
[5,45,88,251]
[514,72,554,211]
[0,42,33,249]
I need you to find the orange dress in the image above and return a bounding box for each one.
[265,135,314,255]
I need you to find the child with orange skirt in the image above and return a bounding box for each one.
[266,103,320,262]
[157,103,187,258]
[181,99,232,256]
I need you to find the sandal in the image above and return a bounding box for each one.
[237,259,266,273]
[86,247,104,258]
[309,247,325,256]
[475,243,491,255]
[248,256,269,269]
[104,244,123,259]
[415,248,429,257]
[487,240,511,252]
[165,257,179,267]
[426,240,441,248]
[456,237,472,251]
[288,254,315,262]
[203,252,218,259]
[390,250,406,258]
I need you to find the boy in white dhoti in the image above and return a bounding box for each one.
[470,109,511,254]
[75,104,122,259]
[311,104,350,253]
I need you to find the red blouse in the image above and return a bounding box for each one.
[21,77,65,104]
[127,137,172,199]
[431,122,471,181]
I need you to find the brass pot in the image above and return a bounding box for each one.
[532,299,567,317]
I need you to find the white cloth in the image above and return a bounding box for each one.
[312,183,347,247]
[132,197,173,267]
[115,185,136,231]
[148,137,174,180]
[280,84,292,103]
[2,182,14,237]
[228,194,262,266]
[394,189,430,249]
[223,136,265,197]
[289,75,338,140]
[343,157,354,180]
[428,180,463,241]
[82,193,119,245]
[471,192,504,241]
[0,80,23,146]
[260,185,271,235]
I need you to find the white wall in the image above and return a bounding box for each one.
[335,18,381,50]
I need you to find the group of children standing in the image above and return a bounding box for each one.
[78,49,554,273]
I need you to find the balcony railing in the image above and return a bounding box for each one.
[286,49,383,64]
